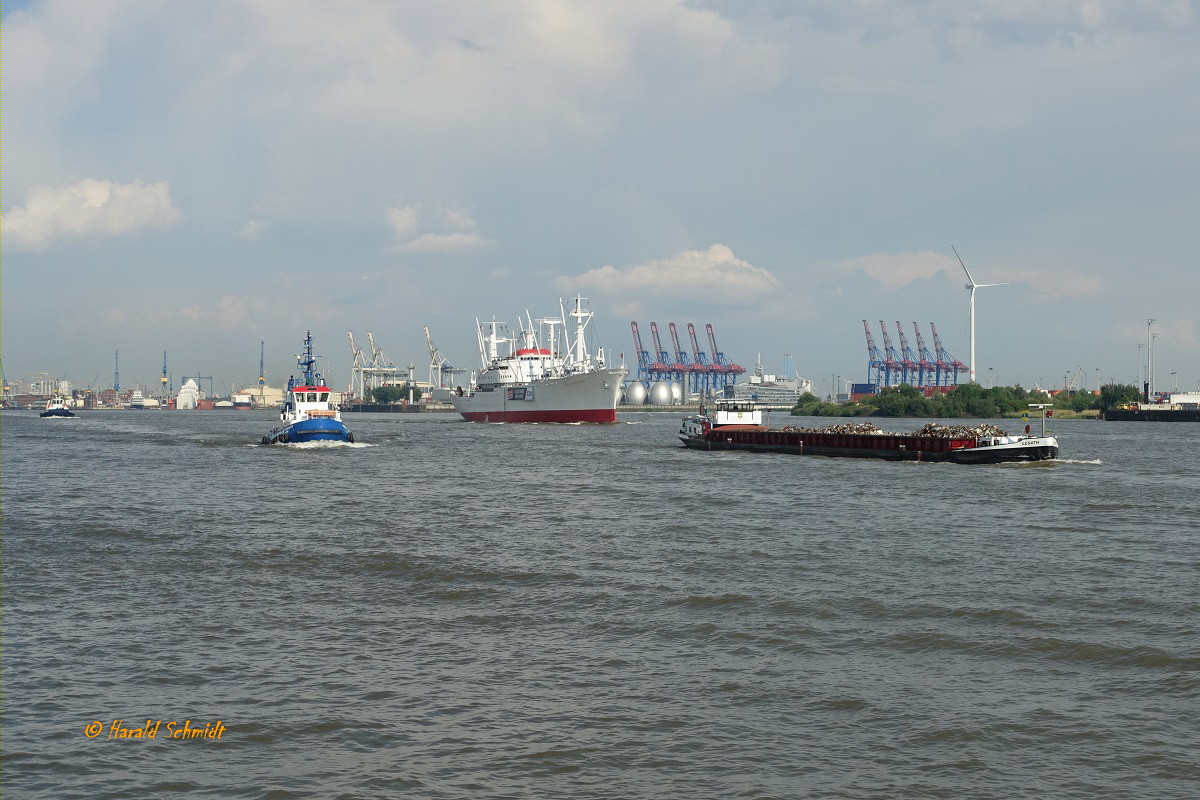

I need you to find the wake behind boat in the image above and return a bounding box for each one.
[40,396,76,418]
[261,332,354,445]
[451,294,627,423]
[679,402,1059,464]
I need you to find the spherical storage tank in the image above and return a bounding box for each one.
[648,381,673,406]
[669,382,683,404]
[624,381,648,406]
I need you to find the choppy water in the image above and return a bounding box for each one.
[3,409,1198,799]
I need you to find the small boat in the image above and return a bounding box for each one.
[679,402,1058,464]
[261,332,354,445]
[40,396,76,418]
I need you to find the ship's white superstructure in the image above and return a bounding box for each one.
[451,295,627,423]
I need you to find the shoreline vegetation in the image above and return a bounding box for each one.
[790,382,1141,419]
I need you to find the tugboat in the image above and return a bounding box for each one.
[261,332,354,445]
[679,402,1058,464]
[40,395,76,418]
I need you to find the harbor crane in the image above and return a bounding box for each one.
[668,323,697,396]
[423,326,467,390]
[629,322,655,383]
[912,323,938,387]
[688,323,713,398]
[346,331,370,399]
[896,322,920,387]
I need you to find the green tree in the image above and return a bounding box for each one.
[1098,383,1140,410]
[369,384,419,404]
[870,384,932,417]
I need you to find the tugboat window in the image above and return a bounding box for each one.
[320,393,329,402]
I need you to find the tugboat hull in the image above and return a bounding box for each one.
[262,418,353,445]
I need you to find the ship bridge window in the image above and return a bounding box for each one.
[307,392,317,402]
[319,392,329,402]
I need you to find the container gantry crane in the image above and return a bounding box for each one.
[878,321,902,386]
[862,320,884,386]
[629,322,654,383]
[912,323,938,388]
[668,322,697,396]
[895,322,920,387]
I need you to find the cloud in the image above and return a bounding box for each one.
[1007,268,1104,303]
[560,244,779,304]
[400,231,495,253]
[237,219,268,240]
[386,203,495,252]
[3,178,180,250]
[836,250,959,291]
[386,206,419,239]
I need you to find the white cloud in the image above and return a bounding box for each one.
[400,231,495,253]
[387,203,495,252]
[3,179,180,250]
[386,206,419,239]
[562,244,779,303]
[836,250,959,291]
[237,219,268,240]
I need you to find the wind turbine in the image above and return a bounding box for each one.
[952,245,1010,384]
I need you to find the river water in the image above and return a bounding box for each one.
[3,409,1197,799]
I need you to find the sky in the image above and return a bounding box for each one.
[4,0,1199,397]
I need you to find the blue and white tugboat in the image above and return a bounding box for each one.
[261,332,354,445]
[40,395,76,417]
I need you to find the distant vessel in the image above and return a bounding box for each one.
[450,294,626,423]
[261,332,354,444]
[1103,391,1200,421]
[232,393,253,410]
[724,355,813,405]
[679,402,1059,464]
[129,390,145,410]
[40,396,76,418]
[176,379,201,410]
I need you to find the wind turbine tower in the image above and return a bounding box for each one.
[952,245,1010,384]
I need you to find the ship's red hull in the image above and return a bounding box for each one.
[459,408,617,424]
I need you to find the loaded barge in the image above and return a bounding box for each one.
[679,402,1058,464]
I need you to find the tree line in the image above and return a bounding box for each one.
[791,382,1142,418]
[366,385,420,404]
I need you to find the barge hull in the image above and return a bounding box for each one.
[680,431,1057,464]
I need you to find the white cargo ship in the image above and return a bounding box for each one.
[451,295,627,423]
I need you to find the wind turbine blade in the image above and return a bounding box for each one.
[975,282,1011,287]
[951,244,976,286]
